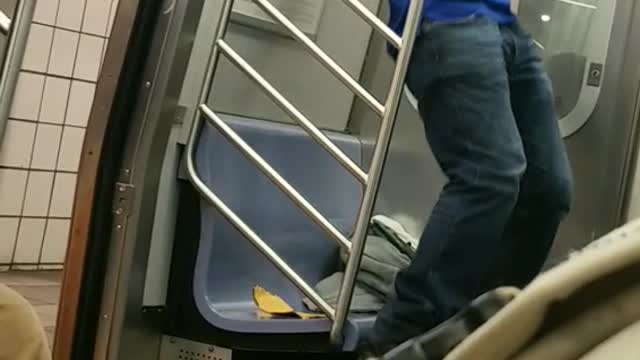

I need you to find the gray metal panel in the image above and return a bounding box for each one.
[142,123,182,307]
[158,336,232,360]
[553,0,640,260]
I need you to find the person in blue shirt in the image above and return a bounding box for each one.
[366,0,573,355]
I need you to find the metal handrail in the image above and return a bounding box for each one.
[199,103,352,251]
[217,39,368,184]
[341,0,402,49]
[185,118,336,318]
[184,0,336,318]
[0,1,36,144]
[186,0,424,346]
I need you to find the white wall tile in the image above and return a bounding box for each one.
[4,0,120,268]
[0,169,28,216]
[13,218,46,263]
[40,76,71,125]
[66,81,95,127]
[49,173,77,217]
[33,0,60,26]
[82,0,111,36]
[48,29,80,77]
[22,24,54,72]
[22,171,54,217]
[107,0,119,36]
[10,72,45,120]
[31,124,62,170]
[57,127,85,172]
[74,34,104,82]
[41,219,70,263]
[0,120,36,168]
[56,0,86,31]
[0,218,19,264]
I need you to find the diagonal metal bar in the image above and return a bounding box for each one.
[200,104,352,252]
[251,0,385,117]
[218,40,368,184]
[341,0,402,49]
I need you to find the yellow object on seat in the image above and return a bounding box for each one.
[252,286,325,320]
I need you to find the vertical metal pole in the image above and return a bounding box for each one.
[0,0,37,145]
[330,0,424,345]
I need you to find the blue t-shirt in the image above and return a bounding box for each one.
[388,0,515,35]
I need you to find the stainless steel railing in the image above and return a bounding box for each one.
[0,1,37,144]
[185,0,423,345]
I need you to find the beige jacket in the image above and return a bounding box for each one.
[0,284,51,360]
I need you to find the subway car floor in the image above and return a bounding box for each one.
[0,270,359,359]
[0,270,62,348]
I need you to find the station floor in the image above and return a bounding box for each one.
[0,270,62,348]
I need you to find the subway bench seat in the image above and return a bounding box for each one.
[182,114,374,350]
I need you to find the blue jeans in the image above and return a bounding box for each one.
[369,18,573,352]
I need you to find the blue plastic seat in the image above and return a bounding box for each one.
[192,114,374,350]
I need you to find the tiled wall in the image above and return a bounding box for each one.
[0,0,119,270]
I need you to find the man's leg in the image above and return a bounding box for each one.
[369,19,526,353]
[496,23,573,288]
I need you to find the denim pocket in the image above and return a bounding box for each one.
[422,14,490,34]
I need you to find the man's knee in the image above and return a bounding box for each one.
[527,165,573,217]
[548,176,573,215]
[471,149,527,205]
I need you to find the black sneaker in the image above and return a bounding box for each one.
[358,341,383,360]
[358,349,379,360]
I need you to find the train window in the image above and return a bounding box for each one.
[518,0,617,137]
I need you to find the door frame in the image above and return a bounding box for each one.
[53,1,150,358]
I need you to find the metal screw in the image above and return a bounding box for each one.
[145,81,152,88]
[115,208,123,215]
[119,186,125,192]
[208,346,215,352]
[170,337,176,344]
[116,224,122,230]
[103,314,109,319]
